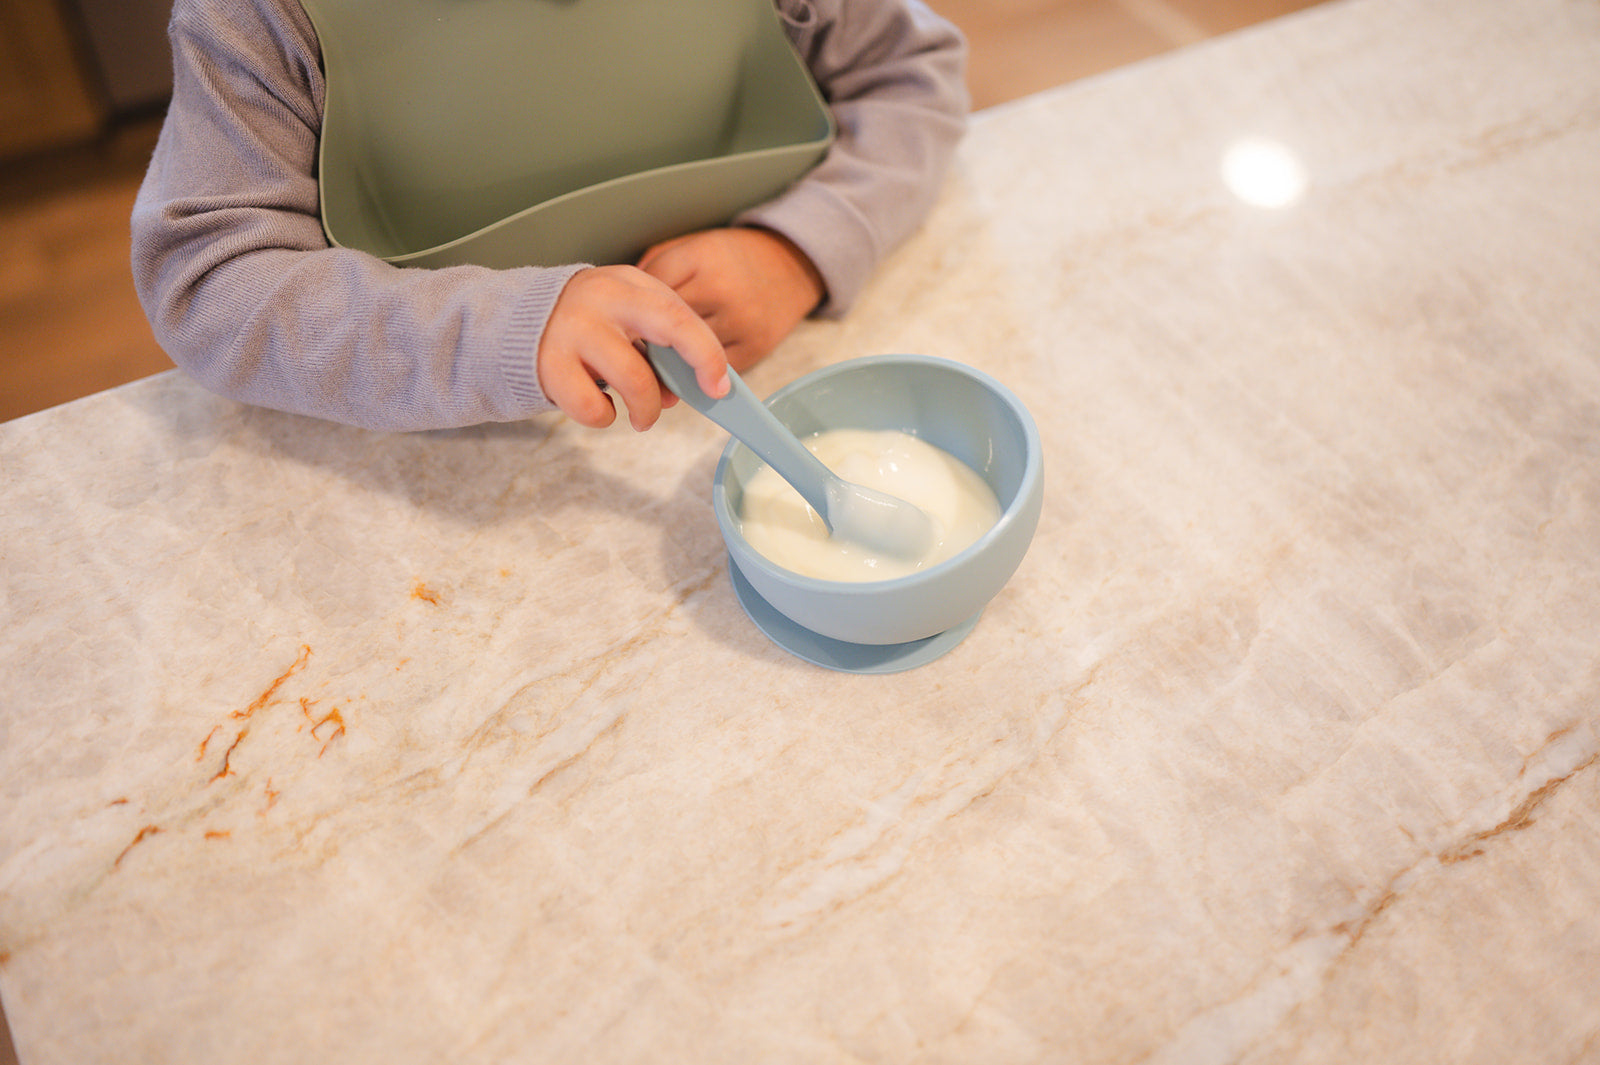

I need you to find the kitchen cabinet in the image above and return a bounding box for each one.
[65,0,171,113]
[0,0,103,159]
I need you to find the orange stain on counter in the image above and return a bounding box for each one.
[300,698,347,756]
[114,825,162,867]
[233,644,312,720]
[198,645,313,782]
[411,580,442,605]
[315,711,346,757]
[210,728,249,782]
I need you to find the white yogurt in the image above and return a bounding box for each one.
[737,428,1001,581]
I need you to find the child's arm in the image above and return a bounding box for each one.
[637,0,968,363]
[762,0,969,316]
[133,0,726,433]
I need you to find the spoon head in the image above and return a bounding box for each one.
[647,344,937,560]
[824,479,937,561]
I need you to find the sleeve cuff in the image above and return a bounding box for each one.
[499,263,588,414]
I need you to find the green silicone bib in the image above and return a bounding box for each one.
[297,0,835,269]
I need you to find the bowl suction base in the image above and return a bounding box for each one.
[727,559,981,674]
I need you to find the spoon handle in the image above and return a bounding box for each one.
[646,344,834,526]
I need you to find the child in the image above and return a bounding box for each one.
[131,0,968,432]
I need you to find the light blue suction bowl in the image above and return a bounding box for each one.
[713,355,1043,669]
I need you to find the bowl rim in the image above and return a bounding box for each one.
[712,353,1043,595]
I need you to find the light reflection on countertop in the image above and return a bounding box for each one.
[1222,136,1309,207]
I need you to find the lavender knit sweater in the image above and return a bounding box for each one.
[131,0,967,431]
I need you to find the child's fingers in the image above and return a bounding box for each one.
[537,266,728,429]
[538,352,617,429]
[636,235,694,280]
[633,245,734,398]
[586,340,665,431]
[546,342,669,432]
[617,280,729,401]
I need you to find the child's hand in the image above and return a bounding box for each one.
[637,227,825,372]
[537,265,729,431]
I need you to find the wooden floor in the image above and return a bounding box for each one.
[0,0,1327,425]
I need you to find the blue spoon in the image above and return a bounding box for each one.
[646,344,935,560]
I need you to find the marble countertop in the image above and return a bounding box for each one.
[4,0,1599,1060]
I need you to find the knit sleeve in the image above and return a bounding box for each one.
[130,0,580,432]
[738,0,969,316]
